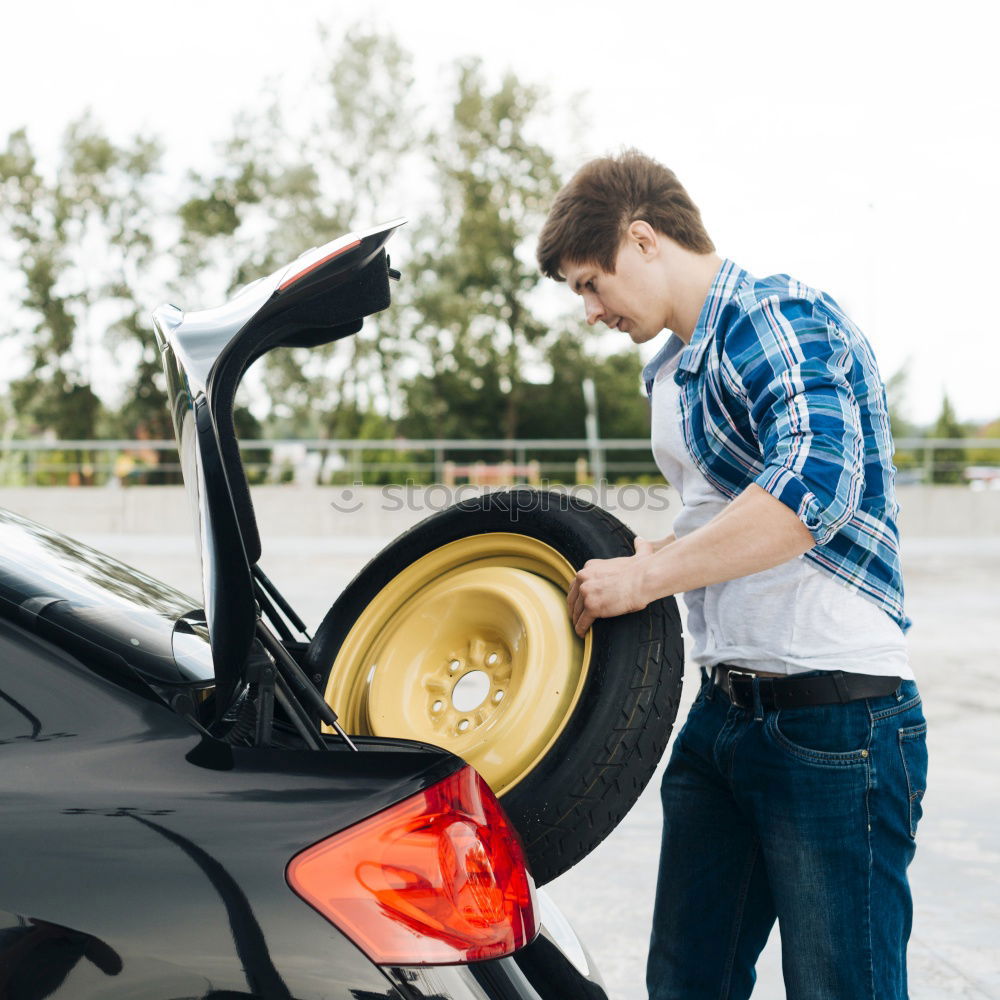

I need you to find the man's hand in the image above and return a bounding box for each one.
[566,536,657,637]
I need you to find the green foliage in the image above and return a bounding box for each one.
[883,364,919,441]
[882,363,924,473]
[398,61,561,441]
[176,28,420,440]
[518,331,652,480]
[0,115,164,441]
[930,393,968,484]
[179,193,240,238]
[9,373,101,442]
[233,406,270,485]
[967,418,1000,467]
[101,302,176,442]
[516,331,648,439]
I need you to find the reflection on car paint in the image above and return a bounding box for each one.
[129,814,294,1000]
[0,918,123,999]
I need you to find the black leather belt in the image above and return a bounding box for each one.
[714,665,902,710]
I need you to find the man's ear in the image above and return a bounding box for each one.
[626,219,660,258]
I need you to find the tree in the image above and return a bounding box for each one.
[397,61,561,442]
[882,363,922,476]
[0,117,165,441]
[176,28,421,442]
[968,417,1000,468]
[516,331,652,481]
[883,364,919,441]
[1,126,99,439]
[514,331,647,437]
[930,392,968,484]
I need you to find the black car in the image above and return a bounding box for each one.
[0,222,684,998]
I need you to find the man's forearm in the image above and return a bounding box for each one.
[566,485,816,636]
[647,532,676,552]
[638,484,815,601]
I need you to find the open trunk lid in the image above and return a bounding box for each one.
[151,221,404,716]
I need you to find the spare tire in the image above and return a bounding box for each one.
[306,489,684,885]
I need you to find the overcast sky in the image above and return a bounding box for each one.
[2,0,997,425]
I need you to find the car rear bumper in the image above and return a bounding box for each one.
[385,889,608,999]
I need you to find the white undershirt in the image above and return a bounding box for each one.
[650,356,912,679]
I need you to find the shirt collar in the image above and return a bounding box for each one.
[642,258,748,397]
[641,336,684,397]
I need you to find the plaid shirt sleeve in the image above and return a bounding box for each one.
[726,294,865,546]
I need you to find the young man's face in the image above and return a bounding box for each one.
[558,222,721,345]
[561,237,668,345]
[562,241,665,344]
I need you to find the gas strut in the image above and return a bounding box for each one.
[255,622,358,751]
[252,564,311,641]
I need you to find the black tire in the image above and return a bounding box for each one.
[306,488,684,885]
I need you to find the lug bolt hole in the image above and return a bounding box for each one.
[493,690,504,703]
[486,652,498,666]
[449,659,461,673]
[458,719,470,733]
[432,700,443,713]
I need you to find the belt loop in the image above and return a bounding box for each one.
[831,672,851,704]
[895,681,904,702]
[707,665,717,701]
[751,676,764,721]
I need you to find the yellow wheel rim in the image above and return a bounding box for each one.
[322,533,592,795]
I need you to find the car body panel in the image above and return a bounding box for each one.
[0,612,456,997]
[0,609,609,998]
[0,508,209,689]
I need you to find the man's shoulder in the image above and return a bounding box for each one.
[717,270,853,345]
[711,270,865,377]
[730,271,828,318]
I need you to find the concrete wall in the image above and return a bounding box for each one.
[0,484,998,540]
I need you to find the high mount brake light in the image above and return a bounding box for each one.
[278,239,361,292]
[286,766,538,965]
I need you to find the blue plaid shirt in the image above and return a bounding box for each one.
[642,258,909,632]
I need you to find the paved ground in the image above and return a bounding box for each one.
[79,531,1000,999]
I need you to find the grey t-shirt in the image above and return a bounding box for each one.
[650,354,911,678]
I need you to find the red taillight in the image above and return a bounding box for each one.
[286,766,537,965]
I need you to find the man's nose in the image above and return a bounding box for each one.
[584,294,604,326]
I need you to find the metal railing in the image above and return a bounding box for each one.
[0,438,998,488]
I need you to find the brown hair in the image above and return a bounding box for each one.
[537,149,714,280]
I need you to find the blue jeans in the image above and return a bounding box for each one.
[646,670,928,1000]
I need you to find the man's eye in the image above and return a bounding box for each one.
[585,280,596,292]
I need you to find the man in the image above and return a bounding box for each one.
[537,150,927,1000]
